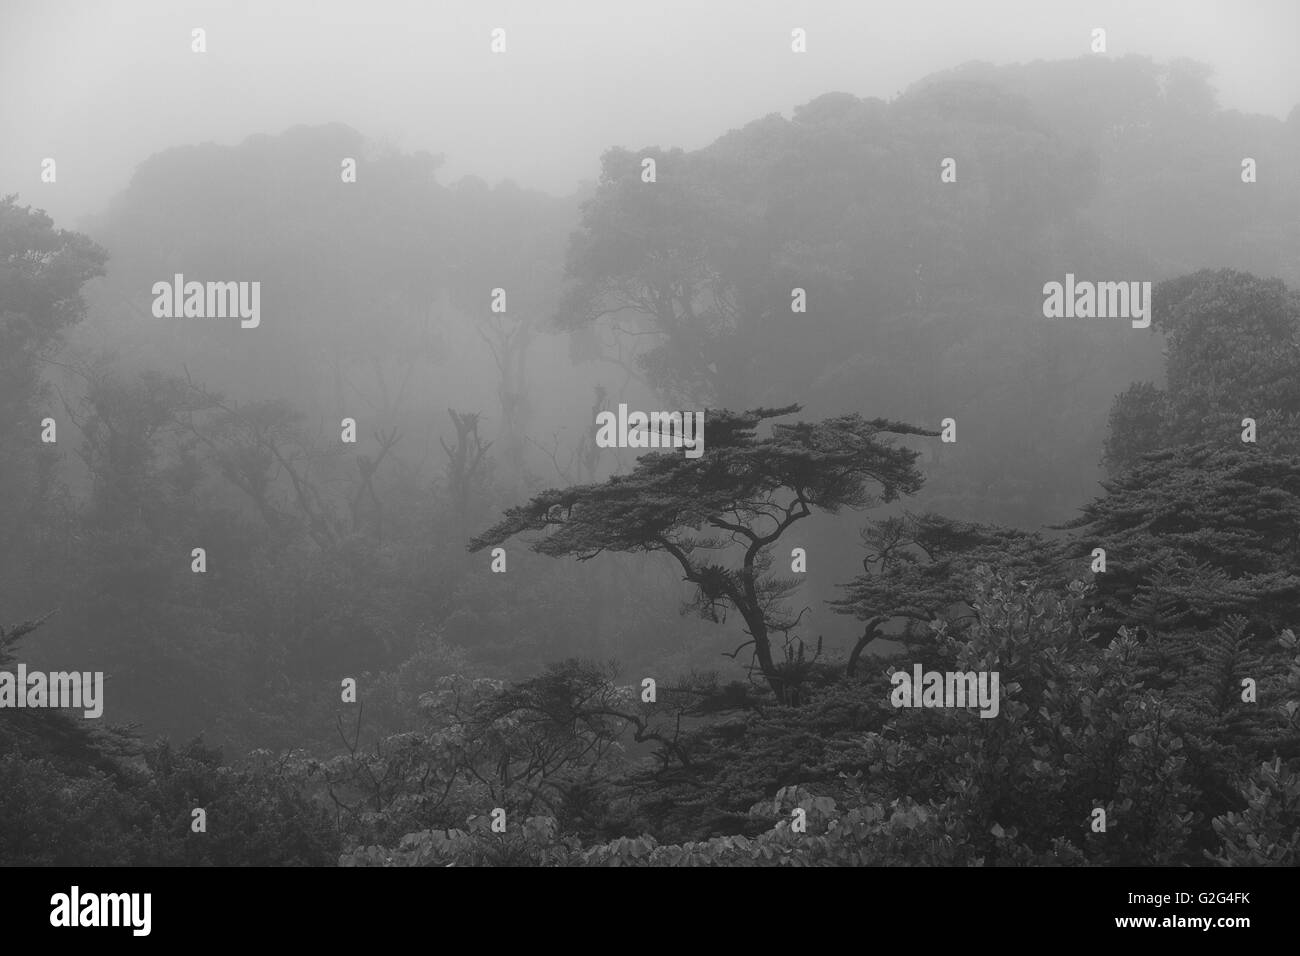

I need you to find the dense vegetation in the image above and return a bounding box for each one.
[2,54,1299,865]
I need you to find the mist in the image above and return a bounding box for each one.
[3,0,1298,227]
[2,0,1299,881]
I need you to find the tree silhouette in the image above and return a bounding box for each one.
[470,405,935,702]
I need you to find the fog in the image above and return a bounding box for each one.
[3,0,1300,873]
[3,0,1298,227]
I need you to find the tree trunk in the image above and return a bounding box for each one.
[846,618,886,676]
[743,608,793,703]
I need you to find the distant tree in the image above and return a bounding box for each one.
[57,367,204,530]
[555,146,753,406]
[444,178,569,482]
[1105,269,1300,472]
[88,126,448,416]
[0,196,107,585]
[470,405,935,702]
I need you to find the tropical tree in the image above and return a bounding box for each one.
[1105,269,1300,472]
[0,195,107,591]
[470,405,935,702]
[832,512,1063,673]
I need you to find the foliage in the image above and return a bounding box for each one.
[1065,443,1300,640]
[832,512,1064,671]
[5,71,1300,868]
[334,575,1300,867]
[471,406,935,700]
[1207,628,1300,865]
[1105,269,1300,471]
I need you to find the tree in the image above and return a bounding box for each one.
[1105,270,1300,472]
[470,405,935,702]
[444,178,570,483]
[556,146,752,407]
[87,126,448,420]
[0,611,128,774]
[1068,443,1300,640]
[831,512,1063,674]
[0,196,107,588]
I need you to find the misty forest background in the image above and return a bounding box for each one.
[3,55,1300,866]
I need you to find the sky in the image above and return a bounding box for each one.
[2,0,1298,229]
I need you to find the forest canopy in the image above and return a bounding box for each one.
[3,51,1299,867]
